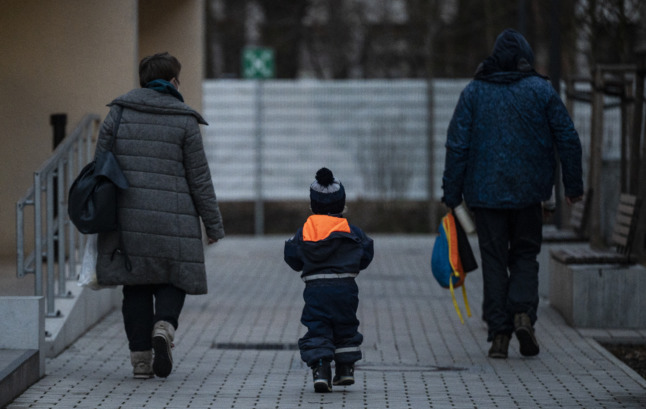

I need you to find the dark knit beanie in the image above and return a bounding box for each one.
[310,168,346,215]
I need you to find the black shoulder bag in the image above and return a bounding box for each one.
[68,106,132,271]
[68,106,129,233]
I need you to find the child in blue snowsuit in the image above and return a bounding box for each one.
[284,167,374,393]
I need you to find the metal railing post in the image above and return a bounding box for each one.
[56,160,70,293]
[33,174,43,298]
[45,171,59,316]
[67,149,77,278]
[16,200,25,279]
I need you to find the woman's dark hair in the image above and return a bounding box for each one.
[139,52,181,87]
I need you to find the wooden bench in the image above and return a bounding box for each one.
[550,193,640,264]
[542,192,591,242]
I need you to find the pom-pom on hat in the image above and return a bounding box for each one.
[310,168,346,215]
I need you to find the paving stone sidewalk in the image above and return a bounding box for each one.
[6,235,646,408]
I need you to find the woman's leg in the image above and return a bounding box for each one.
[122,285,155,351]
[152,284,186,329]
[150,284,186,378]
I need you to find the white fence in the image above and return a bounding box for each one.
[202,79,621,202]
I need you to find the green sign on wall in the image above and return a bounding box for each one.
[242,47,275,79]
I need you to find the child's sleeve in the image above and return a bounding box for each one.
[284,233,304,272]
[353,227,374,270]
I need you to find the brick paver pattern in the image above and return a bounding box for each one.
[7,236,646,408]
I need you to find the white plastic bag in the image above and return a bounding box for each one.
[78,234,102,290]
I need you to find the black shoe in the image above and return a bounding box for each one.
[514,313,540,357]
[312,360,332,393]
[333,364,355,386]
[488,333,510,359]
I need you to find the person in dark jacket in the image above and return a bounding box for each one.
[284,168,374,393]
[442,29,583,359]
[94,52,224,378]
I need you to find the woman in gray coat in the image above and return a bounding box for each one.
[94,52,224,379]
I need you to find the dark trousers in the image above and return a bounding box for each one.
[473,205,542,341]
[122,284,186,351]
[299,279,363,367]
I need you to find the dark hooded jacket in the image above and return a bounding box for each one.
[94,88,224,294]
[442,29,583,209]
[284,215,373,281]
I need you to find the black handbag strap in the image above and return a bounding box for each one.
[106,106,124,152]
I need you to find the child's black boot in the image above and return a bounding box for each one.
[312,359,332,392]
[333,363,355,386]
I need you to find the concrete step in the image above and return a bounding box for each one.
[0,349,39,408]
[44,279,121,358]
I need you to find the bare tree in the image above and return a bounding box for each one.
[302,0,359,79]
[206,0,247,78]
[256,0,308,78]
[204,0,584,80]
[575,0,646,70]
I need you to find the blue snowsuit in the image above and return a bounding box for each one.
[284,214,374,367]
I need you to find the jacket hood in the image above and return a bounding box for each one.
[300,215,360,263]
[474,28,547,83]
[109,88,208,125]
[490,28,534,71]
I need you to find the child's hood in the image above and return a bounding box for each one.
[300,214,362,261]
[302,215,351,242]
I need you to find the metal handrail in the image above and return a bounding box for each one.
[16,114,100,317]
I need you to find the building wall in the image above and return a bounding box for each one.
[139,0,205,113]
[0,0,205,258]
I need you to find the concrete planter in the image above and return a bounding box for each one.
[549,258,646,328]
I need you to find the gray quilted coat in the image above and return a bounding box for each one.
[94,88,224,294]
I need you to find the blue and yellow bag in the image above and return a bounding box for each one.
[431,212,478,323]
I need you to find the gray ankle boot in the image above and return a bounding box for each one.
[152,320,175,378]
[130,350,153,379]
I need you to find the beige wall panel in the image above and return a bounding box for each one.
[138,0,205,112]
[0,0,138,256]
